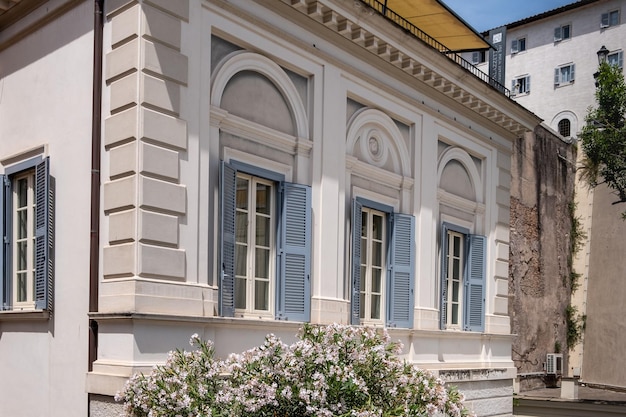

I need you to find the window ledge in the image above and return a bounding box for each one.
[0,309,50,321]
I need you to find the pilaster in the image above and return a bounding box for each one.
[101,0,190,311]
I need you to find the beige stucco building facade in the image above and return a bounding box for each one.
[1,1,542,416]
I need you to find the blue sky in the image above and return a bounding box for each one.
[442,0,579,32]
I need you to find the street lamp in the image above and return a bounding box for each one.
[597,45,609,65]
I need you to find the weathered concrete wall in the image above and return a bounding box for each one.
[509,125,576,391]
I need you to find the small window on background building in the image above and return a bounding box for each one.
[554,24,571,41]
[601,10,620,28]
[471,51,486,64]
[608,51,624,69]
[558,119,571,137]
[511,75,531,96]
[511,37,526,54]
[554,63,575,86]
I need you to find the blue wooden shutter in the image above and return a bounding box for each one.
[34,158,53,311]
[219,162,236,317]
[554,27,562,41]
[511,39,518,53]
[387,213,414,329]
[464,234,486,332]
[351,199,363,325]
[0,175,6,310]
[276,182,311,321]
[439,223,449,330]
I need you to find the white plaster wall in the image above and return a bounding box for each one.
[0,2,94,416]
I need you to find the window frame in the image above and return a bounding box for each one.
[601,10,620,28]
[558,119,572,138]
[359,206,387,324]
[554,24,571,42]
[439,222,486,332]
[608,50,624,70]
[511,37,526,54]
[511,75,531,96]
[351,197,415,328]
[554,63,576,87]
[233,172,276,317]
[471,51,486,65]
[1,156,53,313]
[219,160,311,322]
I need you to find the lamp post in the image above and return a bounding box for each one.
[597,45,609,65]
[594,45,610,85]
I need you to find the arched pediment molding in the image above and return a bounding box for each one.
[211,51,309,139]
[346,108,411,177]
[437,147,483,204]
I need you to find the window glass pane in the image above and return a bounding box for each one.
[17,273,27,302]
[371,295,381,319]
[610,10,619,25]
[17,178,28,208]
[360,293,365,319]
[360,237,367,261]
[235,244,247,276]
[236,212,247,243]
[256,183,271,215]
[254,280,269,311]
[452,281,460,302]
[361,214,367,237]
[18,210,27,239]
[256,215,270,247]
[255,248,269,279]
[17,241,27,270]
[372,268,382,293]
[360,266,366,290]
[563,25,570,39]
[235,277,246,309]
[453,235,461,257]
[372,214,383,240]
[236,178,248,209]
[453,258,461,280]
[372,241,383,266]
[451,304,459,324]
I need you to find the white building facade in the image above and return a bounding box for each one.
[0,1,540,416]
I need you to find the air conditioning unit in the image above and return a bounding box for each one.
[545,353,563,375]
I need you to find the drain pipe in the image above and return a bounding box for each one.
[89,0,104,373]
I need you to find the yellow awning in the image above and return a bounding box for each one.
[384,0,490,51]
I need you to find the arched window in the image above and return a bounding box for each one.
[558,118,571,137]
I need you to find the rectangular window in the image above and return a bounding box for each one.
[234,173,275,314]
[220,161,311,321]
[471,51,486,64]
[554,64,575,86]
[511,37,526,54]
[1,157,53,312]
[608,50,624,69]
[601,10,620,28]
[351,199,415,328]
[511,75,531,96]
[359,207,386,323]
[439,223,485,332]
[554,24,571,41]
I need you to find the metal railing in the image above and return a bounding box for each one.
[360,0,510,97]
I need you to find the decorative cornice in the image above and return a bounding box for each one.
[283,0,536,138]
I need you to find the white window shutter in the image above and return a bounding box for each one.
[554,68,560,86]
[511,39,518,53]
[601,12,609,27]
[554,27,562,41]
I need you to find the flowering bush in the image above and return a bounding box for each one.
[116,323,474,417]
